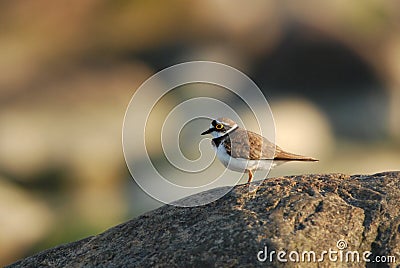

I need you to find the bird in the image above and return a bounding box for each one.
[201,117,318,183]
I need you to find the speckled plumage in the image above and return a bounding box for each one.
[221,128,316,161]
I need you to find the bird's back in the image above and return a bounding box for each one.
[224,128,317,162]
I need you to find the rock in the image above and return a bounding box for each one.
[7,172,400,267]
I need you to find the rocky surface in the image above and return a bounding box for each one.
[8,172,400,267]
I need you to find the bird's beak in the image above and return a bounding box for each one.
[201,128,214,135]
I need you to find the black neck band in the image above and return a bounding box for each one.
[211,126,238,147]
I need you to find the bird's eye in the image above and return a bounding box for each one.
[215,124,224,130]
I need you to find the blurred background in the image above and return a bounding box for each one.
[1,0,400,265]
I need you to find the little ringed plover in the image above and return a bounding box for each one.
[201,117,318,183]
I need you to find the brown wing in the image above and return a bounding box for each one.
[225,128,318,161]
[224,129,275,160]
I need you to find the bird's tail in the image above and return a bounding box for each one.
[274,149,318,162]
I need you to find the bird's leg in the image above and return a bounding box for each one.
[247,170,253,183]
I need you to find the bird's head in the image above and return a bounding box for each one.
[201,117,238,138]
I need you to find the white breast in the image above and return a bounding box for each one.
[214,142,276,172]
